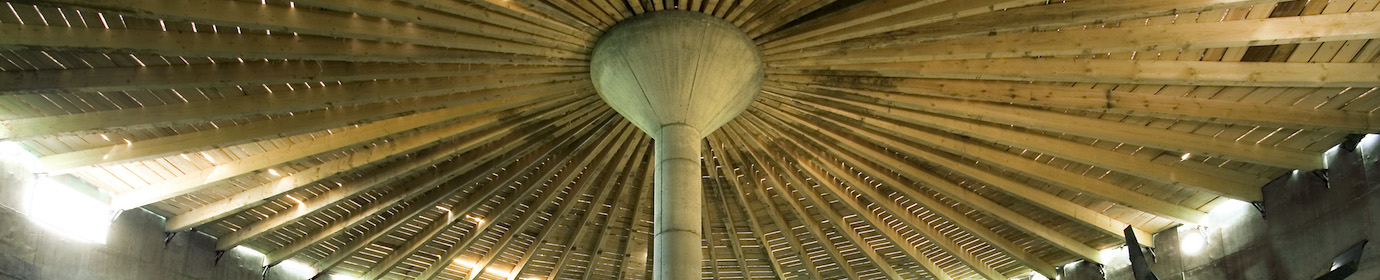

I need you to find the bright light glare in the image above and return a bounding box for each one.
[1180,227,1207,255]
[279,259,316,277]
[331,275,361,280]
[1098,246,1124,265]
[1203,198,1252,226]
[233,246,267,266]
[26,177,112,244]
[1030,272,1049,280]
[453,259,516,278]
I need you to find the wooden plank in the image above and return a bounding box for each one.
[761,0,1041,52]
[500,130,638,280]
[0,24,579,65]
[767,84,1322,170]
[716,130,864,279]
[6,72,583,141]
[293,0,588,49]
[163,95,590,231]
[754,100,1153,250]
[772,11,1380,66]
[106,93,586,210]
[795,59,1380,88]
[435,121,631,280]
[749,114,1059,278]
[357,113,612,280]
[704,138,790,280]
[726,122,949,280]
[22,0,579,58]
[33,81,586,173]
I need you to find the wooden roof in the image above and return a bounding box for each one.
[2,0,1378,279]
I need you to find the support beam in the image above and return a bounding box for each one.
[21,0,579,58]
[723,124,913,280]
[6,73,583,142]
[760,0,1044,53]
[164,94,581,231]
[765,84,1322,171]
[0,24,579,65]
[702,155,753,280]
[771,11,1380,66]
[763,86,1210,223]
[716,132,863,279]
[611,157,656,280]
[763,79,1272,199]
[356,115,609,280]
[798,59,1380,88]
[289,0,587,51]
[753,100,1147,251]
[220,103,604,253]
[703,140,790,280]
[745,112,1059,278]
[770,74,1380,134]
[0,61,578,95]
[537,135,650,280]
[504,130,641,280]
[38,83,582,178]
[427,122,633,280]
[768,0,1288,58]
[711,134,827,279]
[108,93,583,210]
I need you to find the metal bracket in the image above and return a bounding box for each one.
[214,250,227,266]
[1252,201,1267,218]
[163,232,177,248]
[261,264,274,280]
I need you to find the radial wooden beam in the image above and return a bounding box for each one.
[704,138,791,280]
[701,154,755,280]
[760,87,1210,223]
[610,158,655,280]
[0,24,579,65]
[575,145,647,280]
[533,135,650,280]
[108,93,583,210]
[717,132,864,279]
[769,74,1380,134]
[300,106,610,276]
[164,94,583,231]
[34,82,585,178]
[798,59,1380,88]
[771,11,1380,66]
[357,115,611,280]
[763,79,1272,199]
[760,0,1045,53]
[725,123,927,280]
[737,116,1014,279]
[0,61,578,95]
[22,0,580,58]
[5,72,583,142]
[290,0,588,50]
[748,113,1060,278]
[755,100,1151,250]
[711,136,828,279]
[419,122,632,280]
[235,108,605,261]
[504,131,641,280]
[766,0,1288,57]
[767,83,1322,171]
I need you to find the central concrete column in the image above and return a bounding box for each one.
[653,123,704,280]
[589,10,764,280]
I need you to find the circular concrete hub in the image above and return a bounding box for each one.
[590,10,765,138]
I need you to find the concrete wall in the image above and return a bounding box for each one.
[1095,136,1380,280]
[0,151,307,280]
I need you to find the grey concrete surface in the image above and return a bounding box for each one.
[0,153,308,280]
[1097,136,1380,280]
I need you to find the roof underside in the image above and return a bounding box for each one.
[1,0,1377,279]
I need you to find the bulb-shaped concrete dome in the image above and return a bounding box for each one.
[590,10,765,138]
